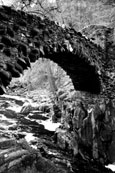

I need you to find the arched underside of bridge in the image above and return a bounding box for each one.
[0,6,106,95]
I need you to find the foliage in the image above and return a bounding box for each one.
[13,0,115,31]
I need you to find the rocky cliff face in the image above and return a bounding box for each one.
[55,97,115,165]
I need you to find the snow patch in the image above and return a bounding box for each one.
[40,118,61,131]
[6,105,22,113]
[1,94,30,102]
[31,145,37,150]
[105,164,115,172]
[25,133,36,143]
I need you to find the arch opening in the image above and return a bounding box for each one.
[0,5,102,95]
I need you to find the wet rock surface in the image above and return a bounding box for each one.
[56,98,115,166]
[0,93,113,173]
[0,94,72,173]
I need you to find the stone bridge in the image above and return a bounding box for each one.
[1,5,115,170]
[0,5,112,97]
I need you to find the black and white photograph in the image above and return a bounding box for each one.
[0,0,115,172]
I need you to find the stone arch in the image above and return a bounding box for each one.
[0,6,105,95]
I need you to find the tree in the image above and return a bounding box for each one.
[13,0,115,32]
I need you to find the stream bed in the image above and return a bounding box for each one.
[0,94,114,173]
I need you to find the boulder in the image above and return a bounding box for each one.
[0,110,18,119]
[0,136,65,173]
